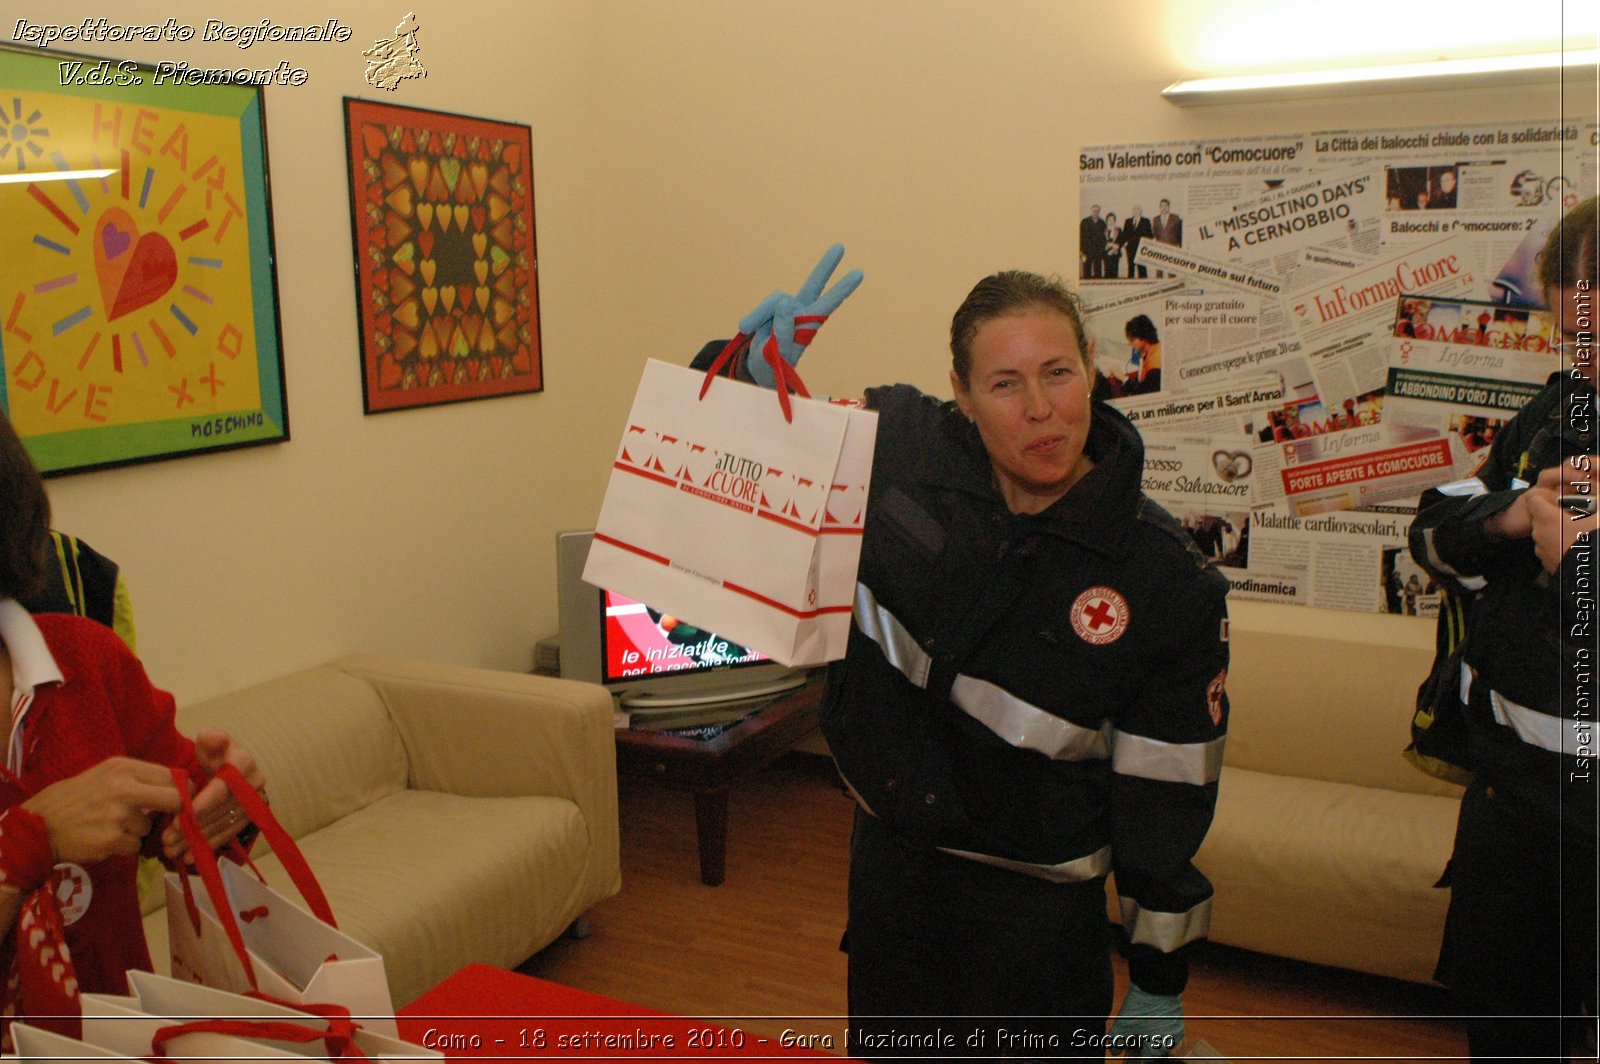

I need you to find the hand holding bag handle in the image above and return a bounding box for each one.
[168,763,339,994]
[698,332,813,423]
[170,766,258,990]
[698,244,863,423]
[739,244,863,390]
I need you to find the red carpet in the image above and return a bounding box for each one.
[397,964,833,1060]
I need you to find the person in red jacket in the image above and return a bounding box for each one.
[0,411,264,1040]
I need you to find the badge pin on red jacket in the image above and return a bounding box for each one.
[1070,586,1130,645]
[53,863,90,926]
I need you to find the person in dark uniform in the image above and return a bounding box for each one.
[697,252,1229,1059]
[1151,199,1182,247]
[1080,205,1108,280]
[1409,196,1599,1062]
[1102,212,1123,280]
[1121,207,1153,279]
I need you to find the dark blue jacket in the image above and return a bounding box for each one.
[823,384,1230,993]
[1409,370,1597,836]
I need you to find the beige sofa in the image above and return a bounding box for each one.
[1193,628,1463,984]
[140,655,622,1006]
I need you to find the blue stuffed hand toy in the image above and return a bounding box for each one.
[738,244,864,388]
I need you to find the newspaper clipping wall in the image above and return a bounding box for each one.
[1079,116,1592,614]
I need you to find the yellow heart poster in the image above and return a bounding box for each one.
[0,44,285,475]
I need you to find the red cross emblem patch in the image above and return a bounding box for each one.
[1070,586,1130,646]
[53,863,91,926]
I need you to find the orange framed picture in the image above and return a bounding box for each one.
[344,98,542,413]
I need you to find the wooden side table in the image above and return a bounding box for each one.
[613,679,824,886]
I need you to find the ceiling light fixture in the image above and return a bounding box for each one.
[0,167,118,186]
[1162,50,1599,105]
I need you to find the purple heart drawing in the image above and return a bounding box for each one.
[102,223,132,259]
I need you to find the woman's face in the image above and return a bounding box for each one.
[952,309,1095,515]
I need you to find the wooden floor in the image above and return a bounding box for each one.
[521,752,1469,1061]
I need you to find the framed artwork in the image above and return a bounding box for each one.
[344,98,542,414]
[0,45,287,476]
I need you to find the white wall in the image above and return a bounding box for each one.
[9,0,608,700]
[581,0,1592,655]
[10,0,1595,702]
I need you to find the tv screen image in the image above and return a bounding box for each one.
[601,592,768,682]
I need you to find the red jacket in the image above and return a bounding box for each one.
[0,609,197,1013]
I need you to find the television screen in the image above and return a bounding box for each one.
[600,590,772,684]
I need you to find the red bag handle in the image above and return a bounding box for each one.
[697,333,751,390]
[215,763,336,927]
[696,329,817,424]
[167,763,340,993]
[170,766,257,990]
[151,1018,364,1060]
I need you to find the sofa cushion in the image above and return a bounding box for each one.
[178,666,409,839]
[1194,765,1459,984]
[1223,631,1460,798]
[144,789,594,1007]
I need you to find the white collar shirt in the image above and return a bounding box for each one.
[0,599,65,777]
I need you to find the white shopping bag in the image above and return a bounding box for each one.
[78,980,436,1062]
[166,863,397,1038]
[165,765,398,1038]
[79,992,310,1063]
[586,358,877,667]
[9,1023,141,1062]
[103,971,437,1061]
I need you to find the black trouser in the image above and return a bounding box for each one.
[844,809,1113,1062]
[1437,775,1597,1063]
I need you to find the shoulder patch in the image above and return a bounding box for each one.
[1206,669,1227,726]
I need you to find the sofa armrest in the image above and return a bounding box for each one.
[330,655,621,897]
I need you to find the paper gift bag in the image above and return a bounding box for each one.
[10,1023,141,1062]
[79,991,312,1063]
[586,358,878,667]
[100,971,438,1062]
[165,765,398,1038]
[167,863,396,1038]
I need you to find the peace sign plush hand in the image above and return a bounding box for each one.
[739,244,864,388]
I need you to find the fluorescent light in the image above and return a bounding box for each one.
[1163,50,1600,105]
[0,168,117,186]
